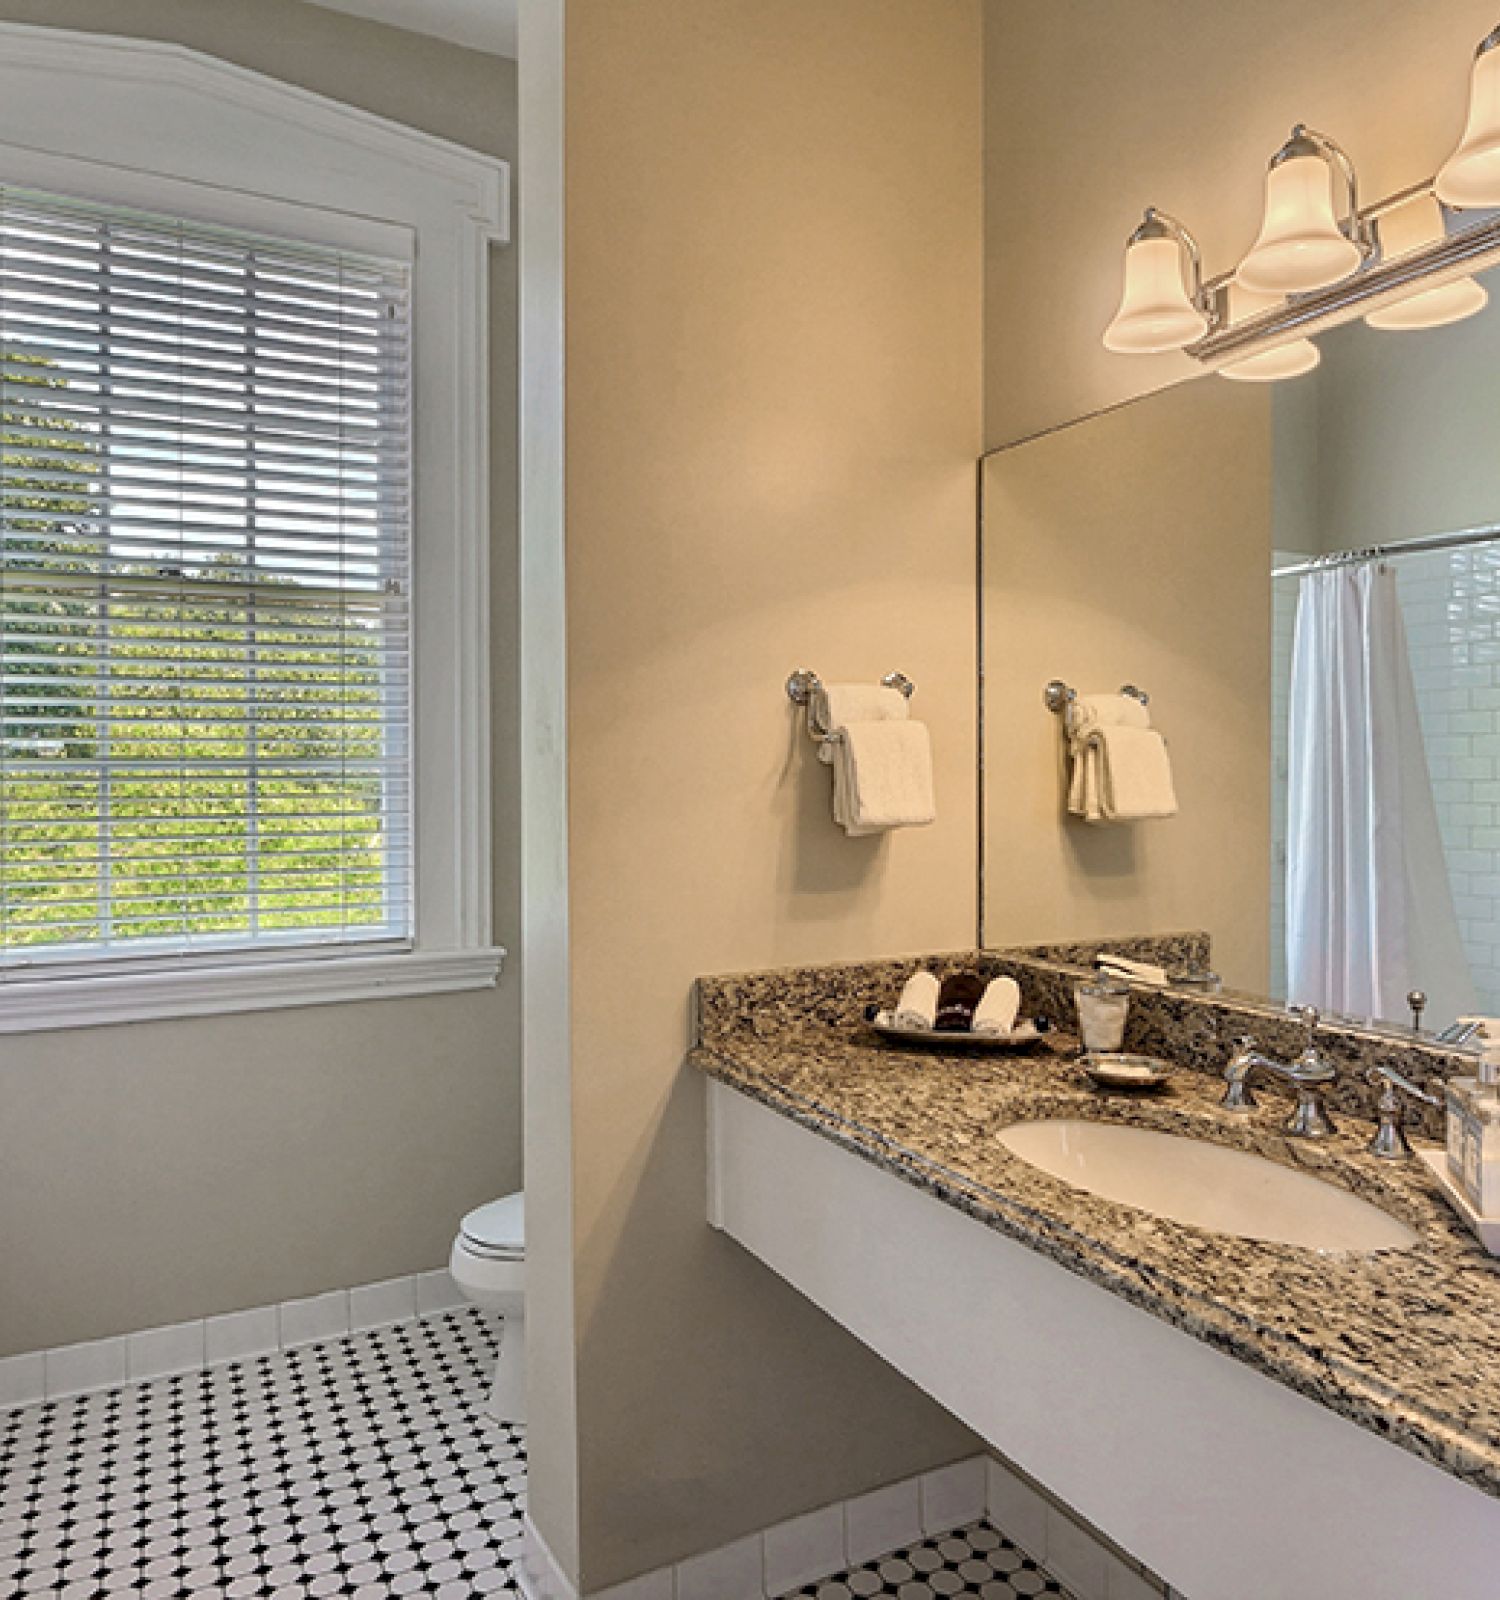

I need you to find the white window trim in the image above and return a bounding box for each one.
[0,24,508,1032]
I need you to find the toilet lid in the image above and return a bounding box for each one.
[460,1192,525,1259]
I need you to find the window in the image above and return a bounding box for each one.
[1,188,413,972]
[0,26,508,1030]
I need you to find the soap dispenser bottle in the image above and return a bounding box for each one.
[1446,1036,1500,1215]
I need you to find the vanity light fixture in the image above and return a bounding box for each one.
[1218,339,1321,382]
[1102,208,1212,353]
[1364,194,1489,330]
[1215,283,1320,381]
[1436,24,1500,208]
[1236,126,1372,295]
[1102,24,1500,375]
[1365,273,1489,329]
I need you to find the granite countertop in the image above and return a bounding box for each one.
[691,952,1500,1499]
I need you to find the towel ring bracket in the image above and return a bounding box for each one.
[1045,679,1150,715]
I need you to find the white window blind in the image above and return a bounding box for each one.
[0,185,413,973]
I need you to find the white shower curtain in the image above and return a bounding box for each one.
[1286,561,1475,1026]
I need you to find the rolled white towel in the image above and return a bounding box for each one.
[972,976,1022,1037]
[894,970,940,1030]
[813,682,910,739]
[1098,953,1169,987]
[1065,693,1152,737]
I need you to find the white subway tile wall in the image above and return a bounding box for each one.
[1403,547,1500,1011]
[1271,547,1500,1012]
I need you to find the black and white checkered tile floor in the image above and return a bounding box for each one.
[788,1521,1074,1600]
[0,1308,524,1598]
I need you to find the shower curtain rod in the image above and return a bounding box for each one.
[1272,520,1500,580]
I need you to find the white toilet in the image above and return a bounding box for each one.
[448,1191,526,1424]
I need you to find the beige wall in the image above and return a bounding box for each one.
[0,0,521,1356]
[984,0,1500,448]
[980,379,1275,990]
[560,0,985,1586]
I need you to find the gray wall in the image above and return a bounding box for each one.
[0,0,521,1357]
[1312,302,1500,552]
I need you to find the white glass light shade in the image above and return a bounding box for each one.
[1377,192,1448,258]
[1437,39,1500,208]
[1366,275,1489,330]
[1102,236,1208,353]
[1218,339,1321,383]
[1236,155,1363,294]
[1225,281,1286,328]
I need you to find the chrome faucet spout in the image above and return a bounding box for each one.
[1220,1013,1338,1138]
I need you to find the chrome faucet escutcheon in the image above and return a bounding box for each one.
[1220,1006,1338,1138]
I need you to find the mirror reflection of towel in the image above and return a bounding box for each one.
[1065,692,1151,737]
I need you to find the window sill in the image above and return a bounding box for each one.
[0,947,506,1035]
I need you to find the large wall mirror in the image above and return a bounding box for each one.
[980,252,1500,1036]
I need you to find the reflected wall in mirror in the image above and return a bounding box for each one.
[981,255,1500,1035]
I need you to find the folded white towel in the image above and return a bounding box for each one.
[827,721,936,836]
[971,975,1022,1036]
[1098,953,1169,987]
[813,682,909,736]
[1069,726,1177,823]
[894,970,940,1030]
[1066,693,1151,737]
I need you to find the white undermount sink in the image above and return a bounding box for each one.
[997,1119,1419,1253]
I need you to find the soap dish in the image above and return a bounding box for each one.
[1082,1053,1172,1091]
[1417,1148,1500,1255]
[869,1012,1047,1051]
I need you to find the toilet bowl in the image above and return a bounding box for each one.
[448,1191,525,1424]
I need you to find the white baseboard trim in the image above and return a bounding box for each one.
[522,1453,1174,1600]
[523,1455,991,1600]
[0,1265,469,1411]
[518,1514,579,1600]
[985,1454,1170,1600]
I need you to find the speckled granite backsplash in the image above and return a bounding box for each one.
[697,934,1476,1144]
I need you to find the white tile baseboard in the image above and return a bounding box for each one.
[517,1451,1177,1600]
[521,1455,1003,1600]
[0,1265,466,1411]
[985,1454,1172,1600]
[519,1513,582,1600]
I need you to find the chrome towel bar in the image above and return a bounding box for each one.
[1044,680,1149,716]
[787,668,916,739]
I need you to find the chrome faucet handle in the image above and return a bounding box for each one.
[1221,1034,1261,1111]
[1291,1005,1337,1083]
[1365,1064,1441,1161]
[1295,1005,1320,1049]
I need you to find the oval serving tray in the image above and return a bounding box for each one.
[870,1017,1046,1051]
[1082,1052,1173,1090]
